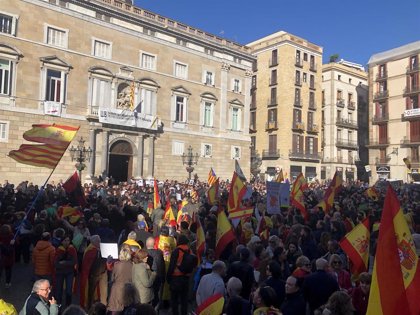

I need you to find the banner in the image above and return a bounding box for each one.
[266,181,281,214]
[280,181,290,207]
[98,107,159,130]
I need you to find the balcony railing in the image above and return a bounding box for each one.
[292,121,305,131]
[372,113,389,124]
[375,157,391,165]
[336,117,358,129]
[309,102,317,110]
[373,90,389,101]
[336,139,358,149]
[336,99,345,108]
[295,58,303,67]
[265,121,278,130]
[406,64,420,74]
[269,78,277,86]
[375,71,388,81]
[294,99,302,108]
[368,138,390,147]
[269,58,278,67]
[267,98,277,106]
[403,85,420,96]
[401,107,420,121]
[262,149,280,159]
[295,79,302,87]
[309,82,316,90]
[289,151,321,161]
[90,106,99,116]
[309,63,317,72]
[348,101,356,110]
[307,124,319,133]
[400,137,420,147]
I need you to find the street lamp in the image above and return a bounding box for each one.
[182,145,199,180]
[69,137,93,180]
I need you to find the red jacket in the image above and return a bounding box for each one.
[0,233,15,268]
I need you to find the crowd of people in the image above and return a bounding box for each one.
[0,176,420,315]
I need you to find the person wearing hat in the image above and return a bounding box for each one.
[32,232,55,282]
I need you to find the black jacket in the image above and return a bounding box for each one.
[281,290,306,315]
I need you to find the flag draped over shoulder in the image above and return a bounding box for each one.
[196,217,206,266]
[207,178,219,205]
[196,293,224,315]
[153,179,160,209]
[339,217,370,276]
[62,171,87,207]
[9,124,79,169]
[208,168,217,186]
[290,173,308,219]
[215,210,235,259]
[316,171,342,214]
[366,185,420,315]
[227,172,253,219]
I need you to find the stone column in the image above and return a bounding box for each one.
[136,133,144,178]
[147,135,155,177]
[87,129,96,179]
[101,130,109,177]
[220,62,230,130]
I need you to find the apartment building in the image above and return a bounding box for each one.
[321,60,368,182]
[367,41,420,182]
[247,31,323,181]
[0,0,254,184]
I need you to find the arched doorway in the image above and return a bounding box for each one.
[108,140,133,183]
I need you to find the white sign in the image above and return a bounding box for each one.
[404,108,420,118]
[365,165,371,172]
[100,243,119,259]
[99,108,159,130]
[44,101,61,117]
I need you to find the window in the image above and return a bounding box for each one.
[202,143,212,158]
[337,90,343,100]
[268,108,277,123]
[140,53,156,70]
[349,78,352,84]
[296,50,301,62]
[295,89,301,105]
[0,12,17,35]
[303,53,308,61]
[205,48,213,56]
[410,56,418,70]
[176,38,187,46]
[295,71,301,85]
[93,39,111,59]
[0,59,12,95]
[90,77,111,109]
[269,134,277,152]
[202,101,214,127]
[270,70,277,85]
[337,110,342,120]
[338,75,341,81]
[231,146,241,159]
[307,137,314,154]
[46,26,68,48]
[232,107,240,130]
[293,134,303,153]
[0,121,9,142]
[309,92,315,108]
[175,95,186,122]
[143,27,155,36]
[302,73,307,83]
[348,130,353,141]
[172,141,184,156]
[204,71,214,85]
[140,88,156,115]
[337,129,342,140]
[233,79,241,92]
[270,87,277,105]
[307,112,314,128]
[250,111,256,130]
[45,69,65,103]
[271,49,278,65]
[309,75,315,89]
[174,62,188,79]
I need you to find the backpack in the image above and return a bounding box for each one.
[177,248,197,274]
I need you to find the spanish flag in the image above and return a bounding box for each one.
[208,168,217,186]
[57,205,83,224]
[196,293,224,315]
[227,172,253,220]
[153,179,160,209]
[275,169,284,182]
[215,209,236,259]
[316,171,342,214]
[196,217,206,266]
[23,124,79,146]
[339,217,370,276]
[207,178,219,205]
[367,185,420,315]
[290,173,308,219]
[163,202,176,226]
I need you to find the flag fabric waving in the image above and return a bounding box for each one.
[208,168,217,186]
[316,171,342,214]
[339,217,370,276]
[227,172,253,220]
[129,81,135,111]
[235,160,247,182]
[207,178,219,205]
[163,202,177,226]
[9,144,68,169]
[196,217,206,266]
[153,179,160,209]
[23,124,79,146]
[290,173,308,219]
[62,171,87,207]
[215,209,236,259]
[365,186,379,201]
[366,185,420,315]
[196,293,224,315]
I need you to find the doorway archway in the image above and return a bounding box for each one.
[108,140,133,183]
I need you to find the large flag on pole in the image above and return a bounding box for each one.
[62,171,87,207]
[215,209,236,259]
[208,168,217,186]
[290,173,308,219]
[22,124,79,146]
[227,172,253,220]
[366,185,420,315]
[153,179,160,209]
[339,217,370,276]
[235,160,247,182]
[316,171,342,214]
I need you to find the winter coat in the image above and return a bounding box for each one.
[107,260,133,312]
[0,233,15,268]
[32,240,55,276]
[54,245,77,275]
[132,262,156,304]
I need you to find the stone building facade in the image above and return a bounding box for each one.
[0,0,254,184]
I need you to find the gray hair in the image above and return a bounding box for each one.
[127,231,137,240]
[32,279,49,293]
[315,258,329,270]
[212,260,226,272]
[227,277,242,296]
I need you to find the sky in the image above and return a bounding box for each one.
[134,0,420,67]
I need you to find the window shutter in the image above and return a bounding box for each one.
[292,134,297,152]
[314,138,318,154]
[238,108,242,130]
[200,102,204,126]
[210,104,214,127]
[171,96,176,121]
[305,137,309,153]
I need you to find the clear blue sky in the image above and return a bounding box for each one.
[134,0,419,67]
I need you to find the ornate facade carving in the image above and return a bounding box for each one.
[221,62,231,71]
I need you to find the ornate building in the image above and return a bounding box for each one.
[0,0,254,183]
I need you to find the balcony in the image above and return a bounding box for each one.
[401,108,420,121]
[307,124,319,133]
[267,98,277,107]
[336,99,345,108]
[406,64,420,74]
[269,78,277,86]
[309,82,316,90]
[373,90,389,101]
[403,85,420,96]
[309,102,317,110]
[265,121,278,131]
[367,138,390,148]
[348,101,356,110]
[372,113,389,124]
[336,117,358,129]
[289,150,321,161]
[375,71,388,81]
[294,99,302,108]
[249,123,257,133]
[262,149,280,159]
[400,137,420,147]
[295,79,302,87]
[89,106,99,116]
[269,58,278,67]
[309,63,317,72]
[292,121,305,131]
[336,139,358,150]
[375,157,391,165]
[295,58,303,68]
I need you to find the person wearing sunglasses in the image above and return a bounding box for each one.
[328,254,352,291]
[20,279,58,315]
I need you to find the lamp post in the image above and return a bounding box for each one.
[182,145,199,180]
[69,137,93,180]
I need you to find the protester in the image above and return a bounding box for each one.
[224,277,251,315]
[329,254,352,291]
[252,286,281,315]
[281,276,306,315]
[262,261,286,307]
[226,247,256,300]
[32,232,55,282]
[0,224,15,289]
[196,260,226,306]
[318,291,355,315]
[20,279,58,315]
[132,249,157,305]
[350,272,371,315]
[145,237,165,309]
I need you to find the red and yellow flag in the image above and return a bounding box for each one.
[208,168,217,186]
[9,144,67,169]
[215,209,236,258]
[196,293,224,315]
[163,202,176,226]
[23,124,79,146]
[57,205,83,224]
[290,173,308,219]
[227,172,253,220]
[339,217,370,276]
[365,186,379,201]
[316,171,342,214]
[196,217,206,266]
[367,185,420,315]
[207,178,219,205]
[153,179,160,209]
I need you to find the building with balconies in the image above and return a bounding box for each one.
[247,31,323,181]
[321,60,368,181]
[368,41,420,182]
[0,0,254,183]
